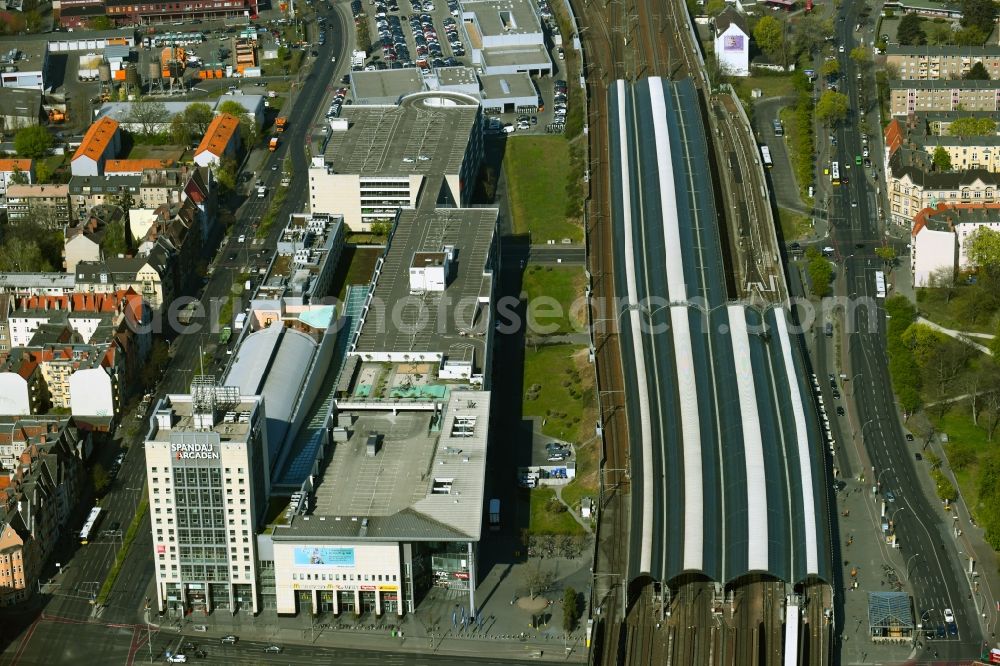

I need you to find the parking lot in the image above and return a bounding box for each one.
[345,0,570,135]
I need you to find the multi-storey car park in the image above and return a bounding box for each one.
[606,76,834,663]
[308,91,483,232]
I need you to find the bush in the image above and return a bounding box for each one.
[804,247,832,297]
[884,296,923,413]
[931,468,956,501]
[562,587,579,631]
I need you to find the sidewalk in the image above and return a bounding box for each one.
[145,592,589,663]
[138,546,593,663]
[152,611,585,662]
[916,317,995,356]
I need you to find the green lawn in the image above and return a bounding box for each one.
[521,265,587,335]
[777,207,812,242]
[929,407,994,523]
[126,145,185,162]
[526,487,585,535]
[739,74,796,100]
[330,246,381,301]
[915,287,1000,335]
[523,344,594,442]
[504,136,582,243]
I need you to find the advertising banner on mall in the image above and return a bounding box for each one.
[293,546,356,567]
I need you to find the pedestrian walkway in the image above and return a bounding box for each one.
[916,317,994,356]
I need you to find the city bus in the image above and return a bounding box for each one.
[760,145,773,169]
[875,270,887,299]
[831,161,841,185]
[80,506,103,545]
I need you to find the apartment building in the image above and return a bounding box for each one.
[885,146,1000,226]
[71,117,121,177]
[889,79,1000,116]
[0,290,150,418]
[193,114,241,168]
[886,45,1000,80]
[911,202,1000,286]
[0,417,86,606]
[0,159,34,202]
[884,116,1000,172]
[5,184,72,228]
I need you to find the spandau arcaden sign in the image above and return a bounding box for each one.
[172,442,220,460]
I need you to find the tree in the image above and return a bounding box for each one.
[92,463,110,495]
[982,376,1000,441]
[238,117,259,150]
[897,13,927,45]
[790,14,833,61]
[753,15,785,61]
[24,10,43,34]
[961,0,998,34]
[101,218,128,258]
[562,587,579,631]
[964,60,991,80]
[850,46,871,67]
[183,103,215,137]
[523,560,554,599]
[214,156,238,192]
[932,145,952,171]
[705,0,726,15]
[955,25,989,46]
[126,98,169,137]
[35,160,52,184]
[9,167,28,185]
[217,100,246,118]
[815,90,849,124]
[369,222,391,237]
[991,323,1000,359]
[820,59,840,78]
[14,125,52,158]
[967,227,1000,270]
[925,21,954,46]
[875,245,897,265]
[804,247,833,297]
[169,114,190,145]
[948,116,996,136]
[0,237,49,272]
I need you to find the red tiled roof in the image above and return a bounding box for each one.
[912,201,1000,236]
[72,117,120,164]
[105,158,175,173]
[0,159,33,173]
[194,113,240,159]
[884,119,903,158]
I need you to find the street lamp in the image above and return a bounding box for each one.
[875,468,893,489]
[906,553,923,581]
[889,506,906,522]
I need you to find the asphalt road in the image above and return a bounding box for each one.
[829,0,984,658]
